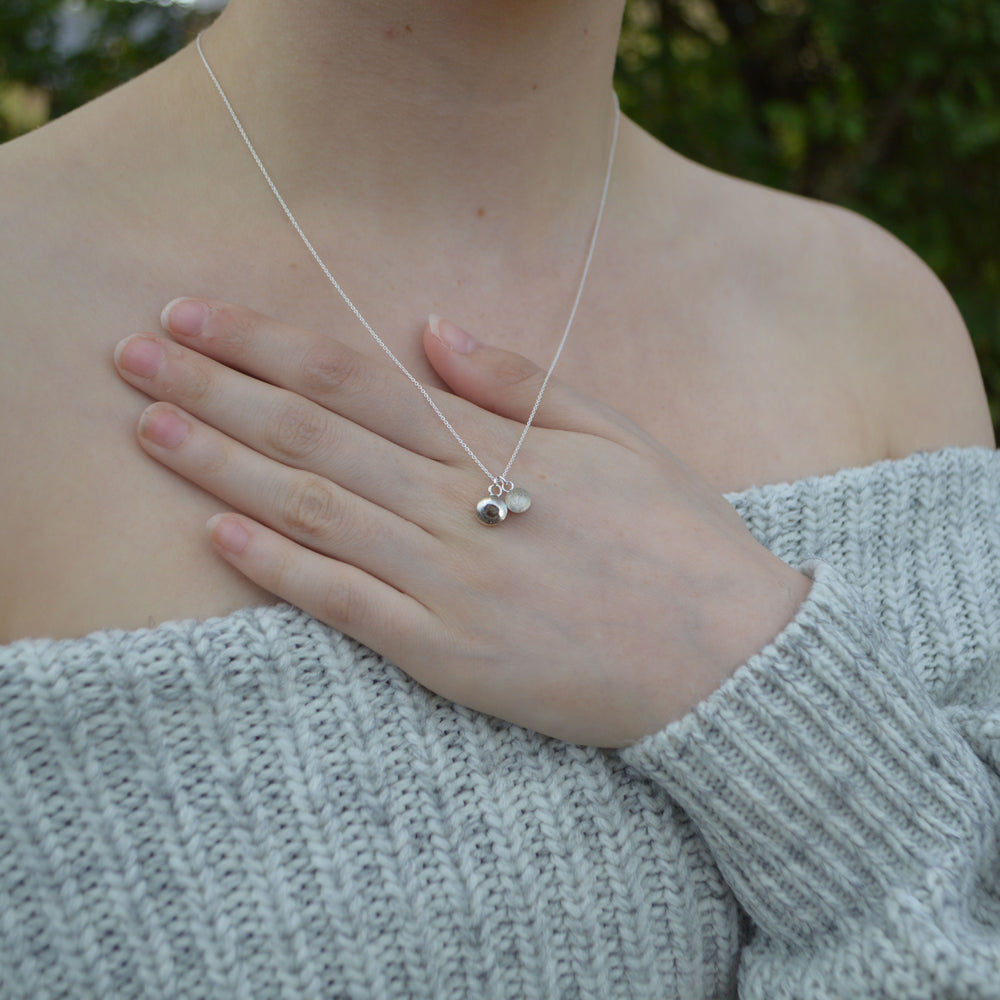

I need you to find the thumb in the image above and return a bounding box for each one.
[423,314,600,432]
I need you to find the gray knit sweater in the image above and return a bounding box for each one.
[3,447,1000,1000]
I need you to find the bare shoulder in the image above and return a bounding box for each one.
[0,123,82,467]
[622,119,993,488]
[0,77,270,642]
[796,195,993,454]
[670,141,995,457]
[0,131,84,637]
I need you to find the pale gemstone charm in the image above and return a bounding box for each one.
[476,496,508,525]
[505,487,532,514]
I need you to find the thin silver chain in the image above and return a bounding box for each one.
[195,33,619,489]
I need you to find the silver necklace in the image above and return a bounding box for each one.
[196,33,619,526]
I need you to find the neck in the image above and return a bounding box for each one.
[199,0,624,247]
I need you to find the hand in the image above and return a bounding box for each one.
[114,300,810,746]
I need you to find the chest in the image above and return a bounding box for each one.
[0,253,885,641]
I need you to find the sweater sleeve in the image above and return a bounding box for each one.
[620,560,1000,999]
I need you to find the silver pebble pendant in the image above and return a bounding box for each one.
[476,496,508,525]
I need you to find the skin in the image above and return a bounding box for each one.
[0,1,993,741]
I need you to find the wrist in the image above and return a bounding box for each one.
[657,550,813,736]
[718,548,812,674]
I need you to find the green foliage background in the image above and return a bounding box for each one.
[3,0,998,428]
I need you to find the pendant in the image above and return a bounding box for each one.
[505,487,532,514]
[475,484,532,525]
[476,496,508,525]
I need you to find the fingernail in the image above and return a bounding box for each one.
[139,406,190,448]
[162,298,210,338]
[115,336,165,378]
[208,514,250,554]
[428,314,478,354]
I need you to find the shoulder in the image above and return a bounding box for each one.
[0,72,272,643]
[672,144,995,457]
[612,122,993,487]
[743,178,993,455]
[793,196,993,455]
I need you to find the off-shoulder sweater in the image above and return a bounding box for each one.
[3,447,1000,1000]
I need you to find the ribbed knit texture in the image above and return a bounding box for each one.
[4,447,1000,999]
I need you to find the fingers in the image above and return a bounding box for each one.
[116,334,443,502]
[157,298,514,457]
[135,401,444,590]
[207,512,434,659]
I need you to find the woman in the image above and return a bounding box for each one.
[1,1,998,997]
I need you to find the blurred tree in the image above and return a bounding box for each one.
[2,0,998,426]
[0,0,210,142]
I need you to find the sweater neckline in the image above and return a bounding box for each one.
[724,444,996,503]
[7,446,997,649]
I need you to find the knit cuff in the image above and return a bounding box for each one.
[620,561,999,947]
